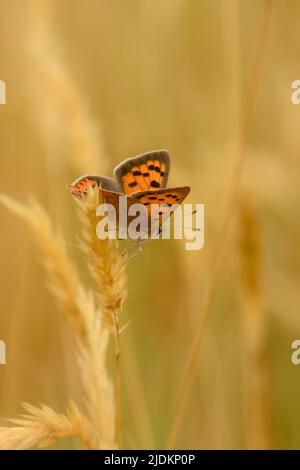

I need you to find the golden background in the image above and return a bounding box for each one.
[0,0,300,449]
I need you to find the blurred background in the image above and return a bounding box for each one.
[0,0,300,449]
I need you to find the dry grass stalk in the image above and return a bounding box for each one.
[74,186,128,448]
[0,194,116,449]
[238,198,270,449]
[75,288,115,449]
[0,401,95,450]
[167,0,274,448]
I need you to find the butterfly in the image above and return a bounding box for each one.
[69,150,190,237]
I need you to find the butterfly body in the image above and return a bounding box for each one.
[69,150,190,235]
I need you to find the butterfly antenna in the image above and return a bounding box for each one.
[160,219,201,232]
[173,224,202,232]
[183,209,198,216]
[173,208,200,231]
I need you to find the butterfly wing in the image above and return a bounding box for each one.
[132,186,190,207]
[102,186,190,237]
[101,188,136,211]
[132,186,191,226]
[69,149,170,197]
[100,188,153,238]
[69,174,122,197]
[114,149,170,195]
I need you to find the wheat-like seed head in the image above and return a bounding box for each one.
[0,194,116,449]
[0,401,95,450]
[74,186,128,329]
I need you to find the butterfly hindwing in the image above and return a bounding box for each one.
[132,186,191,220]
[101,186,190,235]
[100,188,144,234]
[101,188,137,212]
[132,186,190,206]
[114,150,170,195]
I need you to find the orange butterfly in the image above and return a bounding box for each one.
[69,150,190,235]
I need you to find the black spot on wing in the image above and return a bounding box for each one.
[129,181,137,188]
[150,181,160,188]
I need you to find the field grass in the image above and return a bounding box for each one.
[0,0,299,450]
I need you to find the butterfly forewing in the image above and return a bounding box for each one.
[69,175,122,197]
[114,150,170,196]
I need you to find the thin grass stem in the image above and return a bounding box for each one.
[166,0,274,449]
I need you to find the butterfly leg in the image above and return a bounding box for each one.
[122,238,147,260]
